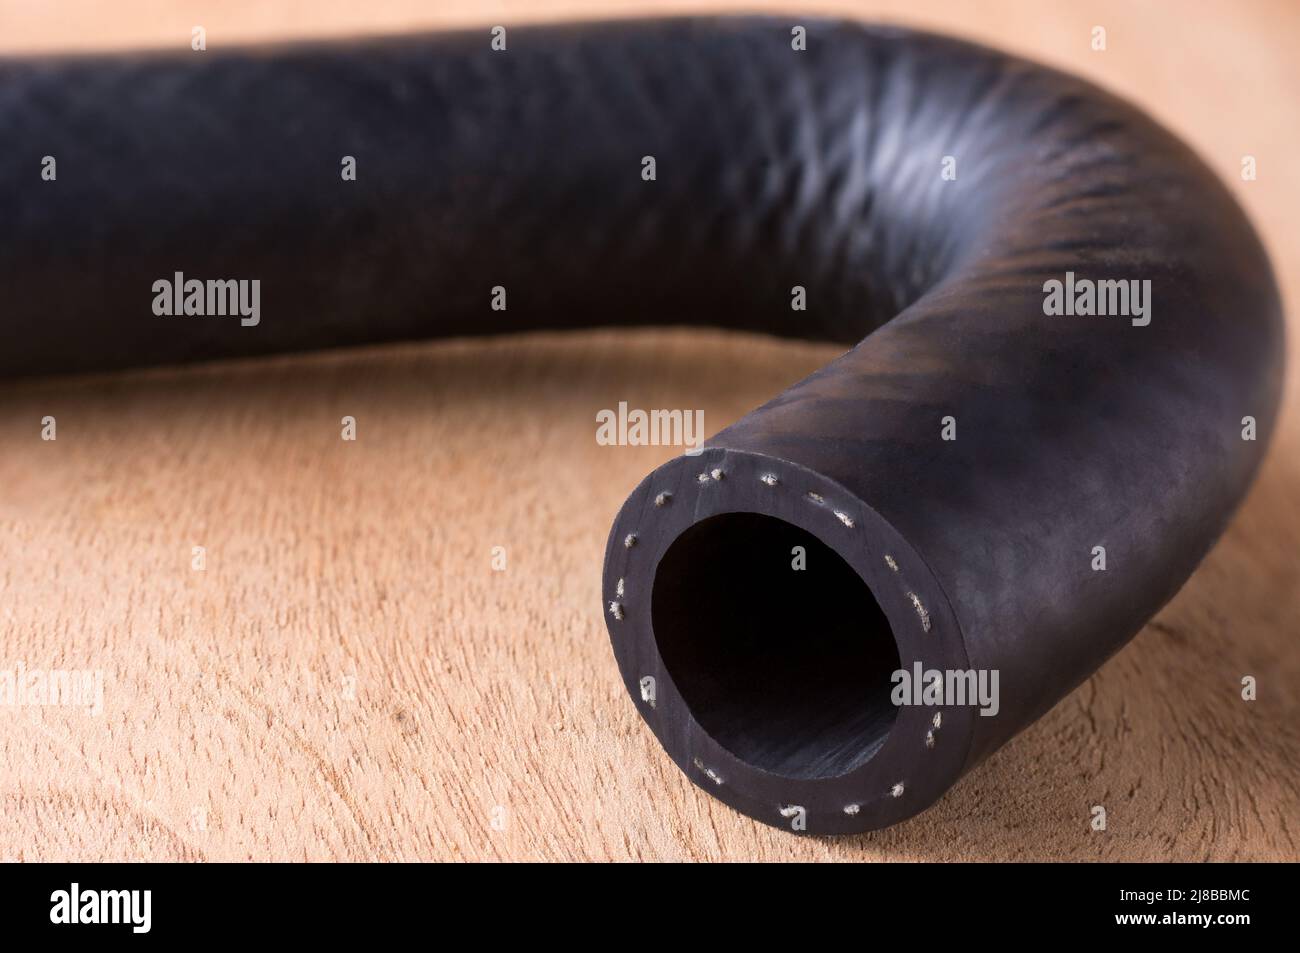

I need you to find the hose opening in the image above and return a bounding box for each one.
[651,512,900,780]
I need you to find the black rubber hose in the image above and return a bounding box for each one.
[1,18,1283,834]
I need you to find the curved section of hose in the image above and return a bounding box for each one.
[1,17,1283,833]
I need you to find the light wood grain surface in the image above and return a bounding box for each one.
[2,1,1297,861]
